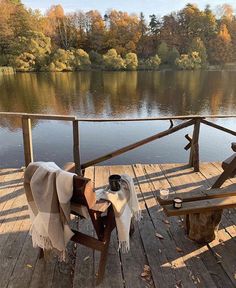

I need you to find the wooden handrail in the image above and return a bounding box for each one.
[0,112,235,172]
[1,112,236,122]
[81,119,195,169]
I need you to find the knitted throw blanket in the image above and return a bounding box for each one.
[24,162,75,260]
[96,174,141,253]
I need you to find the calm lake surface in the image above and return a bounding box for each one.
[0,70,235,168]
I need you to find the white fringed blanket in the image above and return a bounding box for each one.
[24,162,75,260]
[96,174,141,253]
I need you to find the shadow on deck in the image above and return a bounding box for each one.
[0,163,235,288]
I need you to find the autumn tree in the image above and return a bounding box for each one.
[105,10,141,55]
[103,48,125,70]
[167,47,180,66]
[208,24,233,65]
[125,52,138,70]
[189,37,207,66]
[157,42,169,64]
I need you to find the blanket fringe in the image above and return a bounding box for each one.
[118,241,130,254]
[133,210,141,221]
[30,227,66,261]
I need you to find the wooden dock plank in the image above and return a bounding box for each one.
[73,166,95,288]
[109,165,149,288]
[94,165,124,288]
[143,163,216,288]
[159,163,225,288]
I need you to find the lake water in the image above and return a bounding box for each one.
[0,70,235,168]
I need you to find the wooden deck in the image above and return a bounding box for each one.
[0,162,236,288]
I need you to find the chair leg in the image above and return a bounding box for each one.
[39,248,44,259]
[212,156,236,188]
[95,207,116,285]
[96,240,110,285]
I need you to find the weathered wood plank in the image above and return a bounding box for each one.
[163,195,236,216]
[143,163,217,288]
[129,164,183,288]
[159,163,228,288]
[189,119,201,171]
[22,117,33,166]
[94,166,124,288]
[109,165,148,288]
[73,166,95,288]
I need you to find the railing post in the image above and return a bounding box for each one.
[73,120,81,175]
[189,118,201,172]
[22,116,33,167]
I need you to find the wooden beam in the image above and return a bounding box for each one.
[201,119,236,136]
[163,195,236,216]
[81,119,195,169]
[1,112,236,122]
[73,120,81,175]
[21,117,33,166]
[212,155,236,188]
[189,119,201,172]
[184,134,192,150]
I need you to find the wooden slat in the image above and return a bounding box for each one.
[201,119,236,136]
[133,164,196,287]
[189,118,201,171]
[163,195,236,216]
[1,111,236,121]
[0,112,76,121]
[73,120,81,175]
[94,166,124,288]
[73,166,95,287]
[157,186,236,205]
[22,117,33,166]
[109,165,149,288]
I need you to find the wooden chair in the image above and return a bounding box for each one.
[40,163,116,285]
[212,142,236,188]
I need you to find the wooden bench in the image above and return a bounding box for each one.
[157,143,236,243]
[158,187,236,216]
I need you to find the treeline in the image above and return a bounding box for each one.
[0,0,236,71]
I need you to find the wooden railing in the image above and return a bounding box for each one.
[0,112,235,174]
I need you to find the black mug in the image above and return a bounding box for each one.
[109,174,121,191]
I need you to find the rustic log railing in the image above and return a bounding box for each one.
[0,112,235,174]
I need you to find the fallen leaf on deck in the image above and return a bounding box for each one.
[175,280,182,288]
[156,232,164,239]
[162,219,170,224]
[83,256,90,261]
[140,265,151,281]
[176,247,183,253]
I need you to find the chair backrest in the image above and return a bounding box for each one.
[71,176,96,209]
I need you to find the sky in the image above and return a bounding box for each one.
[22,0,236,17]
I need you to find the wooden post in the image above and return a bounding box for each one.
[73,120,81,175]
[22,117,33,167]
[189,118,201,172]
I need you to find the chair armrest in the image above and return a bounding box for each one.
[64,162,75,173]
[91,199,111,213]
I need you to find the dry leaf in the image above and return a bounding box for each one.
[155,232,164,239]
[162,219,170,224]
[141,271,149,278]
[83,256,90,261]
[144,264,150,272]
[176,247,183,253]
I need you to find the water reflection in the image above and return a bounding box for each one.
[0,71,235,167]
